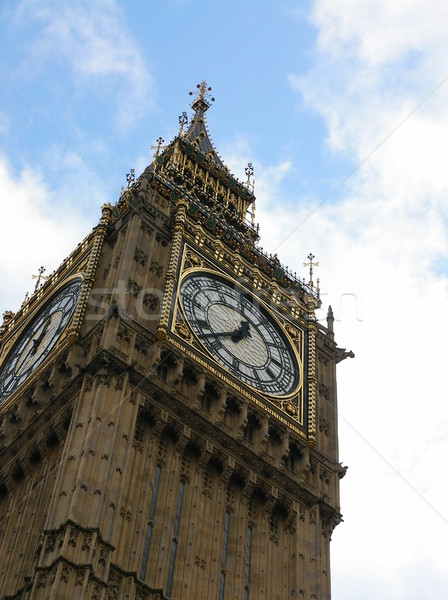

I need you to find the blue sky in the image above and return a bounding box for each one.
[1,1,448,598]
[0,1,348,213]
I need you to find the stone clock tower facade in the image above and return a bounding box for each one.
[0,83,352,600]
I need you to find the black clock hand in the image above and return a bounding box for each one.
[199,321,251,343]
[232,320,251,342]
[199,330,237,338]
[31,320,50,355]
[17,342,37,369]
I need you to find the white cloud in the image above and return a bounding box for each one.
[0,155,93,316]
[219,136,303,254]
[13,0,154,128]
[310,0,448,68]
[253,184,448,599]
[276,1,448,598]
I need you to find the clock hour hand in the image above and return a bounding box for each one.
[199,321,251,343]
[232,320,251,342]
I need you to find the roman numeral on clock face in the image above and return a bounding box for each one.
[209,339,221,352]
[256,318,271,327]
[252,368,261,382]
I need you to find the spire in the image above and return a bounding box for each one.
[303,253,319,287]
[327,305,334,341]
[141,81,259,245]
[189,80,215,112]
[184,81,224,167]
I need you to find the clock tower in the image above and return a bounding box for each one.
[0,82,352,600]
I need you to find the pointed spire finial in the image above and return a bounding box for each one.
[327,305,334,340]
[126,169,135,187]
[244,163,256,227]
[303,253,319,287]
[245,162,255,192]
[178,111,189,136]
[32,266,48,292]
[120,168,135,199]
[150,136,166,160]
[2,311,15,326]
[0,310,15,337]
[189,81,215,112]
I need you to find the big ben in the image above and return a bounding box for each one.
[0,82,352,600]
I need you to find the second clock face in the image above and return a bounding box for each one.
[0,278,82,405]
[179,272,300,397]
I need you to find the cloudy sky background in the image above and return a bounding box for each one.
[1,1,448,598]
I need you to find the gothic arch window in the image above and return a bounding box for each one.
[244,413,261,444]
[156,363,168,381]
[199,393,211,411]
[199,381,219,412]
[243,423,254,443]
[166,479,186,597]
[267,425,283,460]
[156,350,176,382]
[218,510,231,600]
[243,525,253,600]
[223,396,241,429]
[140,464,162,581]
[285,443,303,474]
[180,365,198,395]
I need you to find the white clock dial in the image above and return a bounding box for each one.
[179,273,300,397]
[0,278,82,404]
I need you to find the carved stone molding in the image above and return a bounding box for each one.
[318,416,330,436]
[134,248,148,267]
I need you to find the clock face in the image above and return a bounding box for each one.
[0,278,82,405]
[179,272,300,397]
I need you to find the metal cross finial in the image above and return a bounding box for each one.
[244,163,256,226]
[189,81,215,106]
[303,253,319,285]
[126,169,135,188]
[32,266,48,292]
[151,136,165,158]
[245,162,255,191]
[178,111,189,136]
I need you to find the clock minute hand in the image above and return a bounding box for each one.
[198,330,236,339]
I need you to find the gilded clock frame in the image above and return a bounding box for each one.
[165,242,308,431]
[0,203,113,414]
[0,274,86,410]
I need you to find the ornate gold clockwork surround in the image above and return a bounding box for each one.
[179,270,301,397]
[168,244,307,426]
